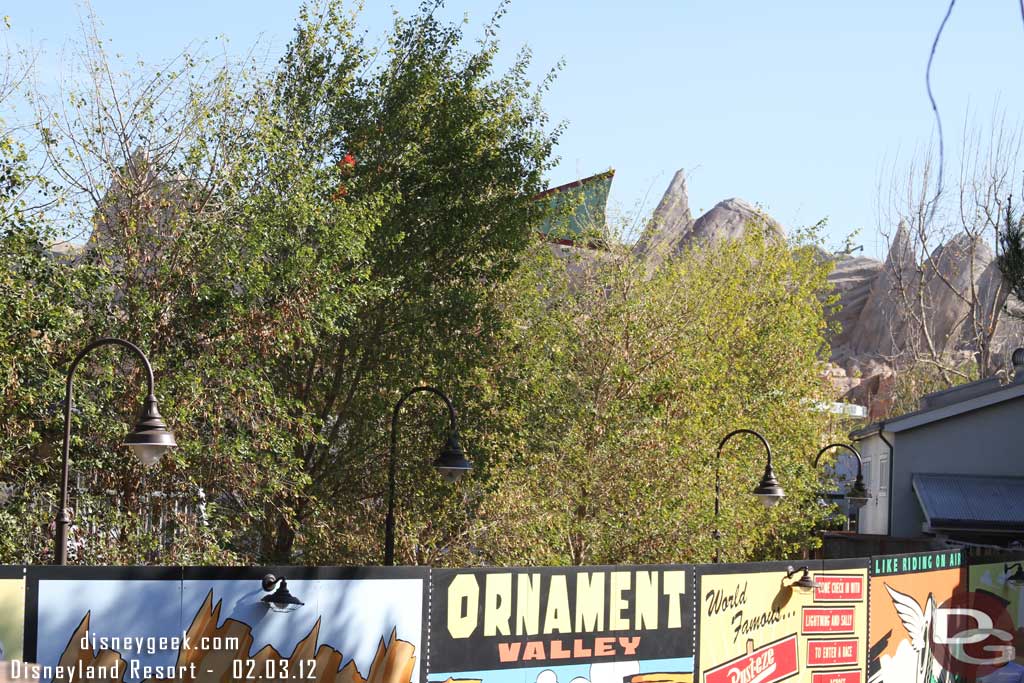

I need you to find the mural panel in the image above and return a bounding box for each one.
[14,552,1024,682]
[695,560,868,683]
[430,566,695,683]
[0,567,25,661]
[968,554,1024,683]
[25,566,427,683]
[867,548,964,683]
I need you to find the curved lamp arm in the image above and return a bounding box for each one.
[714,428,783,563]
[385,386,462,566]
[56,337,166,565]
[391,386,458,438]
[814,443,869,501]
[814,442,863,469]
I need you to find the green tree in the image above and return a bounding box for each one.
[2,1,838,568]
[997,197,1024,311]
[0,19,113,561]
[0,159,108,563]
[466,224,838,565]
[0,0,559,565]
[253,1,560,564]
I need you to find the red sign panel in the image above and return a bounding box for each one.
[801,607,856,634]
[813,575,864,602]
[704,635,799,683]
[811,672,861,683]
[807,639,859,667]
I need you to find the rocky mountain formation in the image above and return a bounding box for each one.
[55,161,1022,421]
[635,170,1024,419]
[634,170,784,267]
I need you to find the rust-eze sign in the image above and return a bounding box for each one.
[695,561,868,683]
[702,635,798,683]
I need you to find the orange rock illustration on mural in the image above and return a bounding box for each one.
[52,591,416,683]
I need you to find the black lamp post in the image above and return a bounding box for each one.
[714,428,785,563]
[55,337,177,565]
[385,386,471,566]
[814,443,870,530]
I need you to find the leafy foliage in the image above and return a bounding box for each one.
[0,0,560,565]
[0,2,837,567]
[465,224,837,565]
[997,198,1024,311]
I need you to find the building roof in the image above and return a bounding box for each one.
[535,169,614,244]
[850,378,1024,439]
[913,473,1024,533]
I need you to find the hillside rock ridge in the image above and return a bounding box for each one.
[637,169,1024,418]
[634,170,783,267]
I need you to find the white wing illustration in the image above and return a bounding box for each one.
[884,583,930,651]
[921,596,936,683]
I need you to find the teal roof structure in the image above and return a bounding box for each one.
[535,169,614,244]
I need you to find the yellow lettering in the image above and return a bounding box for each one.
[635,571,658,630]
[575,572,605,632]
[447,574,479,639]
[484,573,513,636]
[516,573,541,636]
[609,571,631,631]
[543,575,572,634]
[663,570,687,628]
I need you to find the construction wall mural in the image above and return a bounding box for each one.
[866,548,964,683]
[9,552,1024,681]
[695,560,868,683]
[968,554,1024,681]
[429,566,695,683]
[24,566,427,683]
[0,567,25,662]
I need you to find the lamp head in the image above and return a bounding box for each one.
[846,474,870,507]
[123,395,176,466]
[433,432,472,483]
[753,465,785,509]
[787,566,818,593]
[1005,563,1024,587]
[261,574,304,613]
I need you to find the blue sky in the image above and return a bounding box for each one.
[6,1,1024,256]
